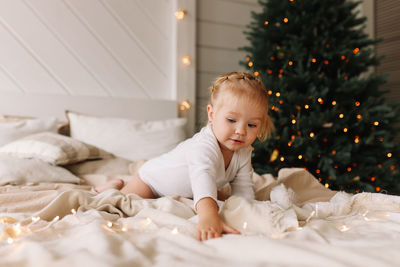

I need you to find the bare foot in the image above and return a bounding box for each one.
[95,179,125,193]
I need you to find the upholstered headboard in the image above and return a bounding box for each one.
[0,0,196,134]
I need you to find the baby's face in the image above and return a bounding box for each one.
[208,92,264,154]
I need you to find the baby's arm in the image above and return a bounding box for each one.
[196,197,240,241]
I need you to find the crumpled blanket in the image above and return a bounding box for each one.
[1,168,400,267]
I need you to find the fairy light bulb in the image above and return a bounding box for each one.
[171,227,179,235]
[355,136,360,143]
[309,132,315,138]
[304,104,309,109]
[283,17,288,23]
[338,225,350,232]
[343,128,348,132]
[174,9,187,20]
[374,121,379,126]
[332,101,337,106]
[146,218,152,225]
[387,153,393,158]
[280,156,285,162]
[291,119,296,124]
[264,21,269,25]
[312,58,316,63]
[353,48,359,54]
[248,61,253,67]
[276,92,281,97]
[179,99,191,111]
[288,61,293,66]
[355,101,360,106]
[339,113,344,118]
[182,55,191,66]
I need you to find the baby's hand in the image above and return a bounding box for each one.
[197,212,240,241]
[196,197,240,241]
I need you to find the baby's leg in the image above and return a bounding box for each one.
[95,179,125,193]
[120,173,155,198]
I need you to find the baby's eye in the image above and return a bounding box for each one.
[248,123,257,128]
[227,118,236,123]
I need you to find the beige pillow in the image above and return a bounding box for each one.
[0,132,112,165]
[0,116,59,146]
[0,155,81,185]
[66,157,132,175]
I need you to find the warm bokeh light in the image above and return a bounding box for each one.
[174,9,187,20]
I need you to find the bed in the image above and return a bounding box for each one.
[1,1,400,266]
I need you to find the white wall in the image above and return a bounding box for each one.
[195,0,261,129]
[0,0,178,100]
[0,0,197,135]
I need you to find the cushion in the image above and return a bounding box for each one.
[0,116,59,147]
[0,155,81,185]
[66,111,187,161]
[0,132,112,165]
[65,157,132,175]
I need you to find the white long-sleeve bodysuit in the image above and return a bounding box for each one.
[138,124,255,208]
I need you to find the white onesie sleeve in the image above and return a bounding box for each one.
[230,146,255,199]
[186,141,220,209]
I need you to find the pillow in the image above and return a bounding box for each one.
[0,116,59,147]
[65,157,132,175]
[0,155,81,185]
[66,111,187,161]
[0,132,112,165]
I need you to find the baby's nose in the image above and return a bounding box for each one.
[235,125,246,135]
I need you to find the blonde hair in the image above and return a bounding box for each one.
[209,71,274,141]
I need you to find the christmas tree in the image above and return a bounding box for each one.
[241,0,400,194]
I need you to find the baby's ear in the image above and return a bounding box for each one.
[207,104,214,122]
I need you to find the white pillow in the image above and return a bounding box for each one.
[0,132,112,165]
[0,155,81,185]
[66,111,187,161]
[0,117,59,147]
